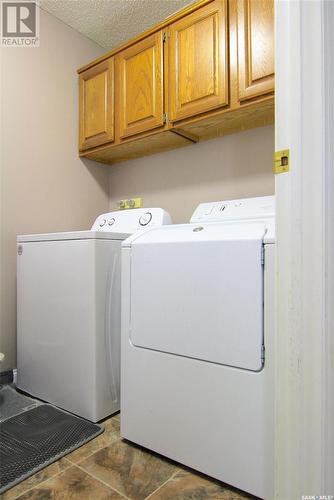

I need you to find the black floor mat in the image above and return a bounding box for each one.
[0,404,103,494]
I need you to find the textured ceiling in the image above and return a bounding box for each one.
[40,0,194,50]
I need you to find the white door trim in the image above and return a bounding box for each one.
[275,0,334,498]
[323,0,334,494]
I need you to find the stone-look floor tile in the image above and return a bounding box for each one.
[148,470,255,500]
[66,417,120,464]
[2,458,70,500]
[80,439,178,500]
[15,466,124,500]
[113,413,120,421]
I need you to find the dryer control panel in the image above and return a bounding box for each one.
[91,208,171,233]
[190,196,275,223]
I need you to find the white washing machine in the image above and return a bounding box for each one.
[17,208,171,422]
[121,196,275,499]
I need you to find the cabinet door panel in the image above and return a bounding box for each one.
[79,59,114,150]
[117,33,164,139]
[169,0,228,122]
[237,0,274,101]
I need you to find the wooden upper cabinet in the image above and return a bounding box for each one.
[117,32,164,139]
[236,0,274,101]
[78,0,275,164]
[79,58,114,151]
[168,0,229,123]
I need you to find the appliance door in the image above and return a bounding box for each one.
[129,222,266,371]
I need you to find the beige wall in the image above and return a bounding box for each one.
[109,126,275,223]
[0,10,108,370]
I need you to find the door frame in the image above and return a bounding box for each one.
[275,0,334,498]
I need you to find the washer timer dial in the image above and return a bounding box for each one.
[139,212,152,226]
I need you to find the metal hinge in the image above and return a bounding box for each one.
[162,32,168,43]
[261,246,265,266]
[261,345,265,364]
[162,113,168,124]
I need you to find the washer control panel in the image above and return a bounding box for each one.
[91,208,171,233]
[190,196,275,223]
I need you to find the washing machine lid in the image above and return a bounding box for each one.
[128,221,266,371]
[17,230,129,243]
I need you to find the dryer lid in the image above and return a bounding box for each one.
[128,221,266,371]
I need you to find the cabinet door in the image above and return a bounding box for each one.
[168,0,228,122]
[117,32,164,139]
[79,58,114,150]
[237,0,274,101]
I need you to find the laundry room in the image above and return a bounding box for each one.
[0,1,333,499]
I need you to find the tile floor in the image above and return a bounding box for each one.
[2,413,257,500]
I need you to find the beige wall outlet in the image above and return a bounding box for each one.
[117,198,143,210]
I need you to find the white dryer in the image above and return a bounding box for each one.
[17,208,171,422]
[121,196,275,499]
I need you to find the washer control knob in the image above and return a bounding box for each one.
[99,219,106,227]
[108,218,115,226]
[139,212,152,226]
